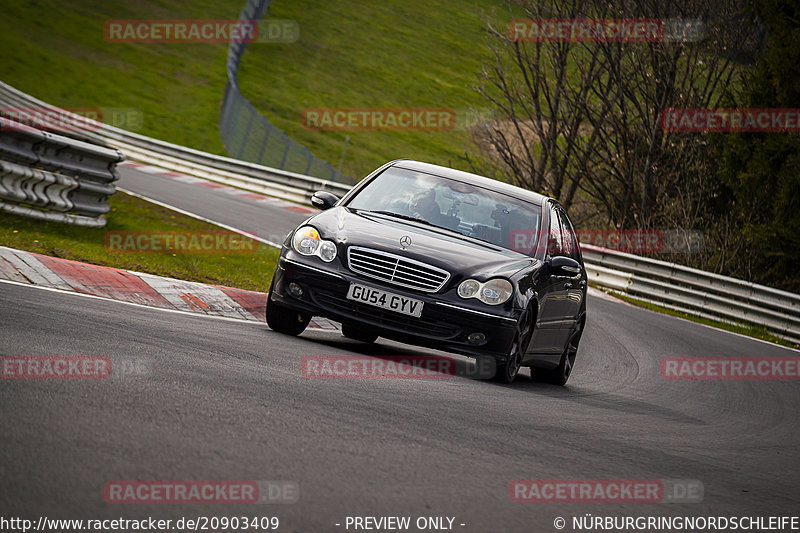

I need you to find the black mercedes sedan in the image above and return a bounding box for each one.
[266,160,587,385]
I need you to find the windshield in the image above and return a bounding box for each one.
[346,167,542,256]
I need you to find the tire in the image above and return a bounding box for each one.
[492,308,534,384]
[341,323,379,343]
[265,286,310,336]
[536,320,583,386]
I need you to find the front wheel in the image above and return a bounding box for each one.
[492,308,534,384]
[266,287,310,336]
[492,337,523,384]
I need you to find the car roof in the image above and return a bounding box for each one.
[390,159,549,205]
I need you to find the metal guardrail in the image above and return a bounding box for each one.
[0,81,351,204]
[1,84,797,343]
[0,117,124,227]
[220,0,353,185]
[583,244,800,345]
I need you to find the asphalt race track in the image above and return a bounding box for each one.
[116,166,311,244]
[1,166,798,532]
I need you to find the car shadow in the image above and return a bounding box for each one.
[511,373,704,424]
[302,330,704,425]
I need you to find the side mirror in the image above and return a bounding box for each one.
[311,191,339,210]
[548,255,581,277]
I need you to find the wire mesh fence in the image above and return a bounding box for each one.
[220,0,352,184]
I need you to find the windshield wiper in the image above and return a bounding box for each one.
[359,209,437,227]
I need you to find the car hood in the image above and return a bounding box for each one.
[307,207,536,279]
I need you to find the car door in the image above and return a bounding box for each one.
[556,206,586,326]
[529,201,571,355]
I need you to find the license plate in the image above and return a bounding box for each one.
[346,283,424,318]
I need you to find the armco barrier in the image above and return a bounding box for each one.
[583,244,800,344]
[0,117,124,227]
[1,83,797,343]
[0,81,351,204]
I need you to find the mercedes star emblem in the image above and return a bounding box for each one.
[400,236,412,248]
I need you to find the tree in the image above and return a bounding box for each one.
[710,0,800,289]
[472,0,744,231]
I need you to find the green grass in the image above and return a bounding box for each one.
[0,0,236,154]
[236,0,505,178]
[0,192,280,292]
[0,0,510,179]
[596,286,800,350]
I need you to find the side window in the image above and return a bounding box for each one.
[557,208,581,261]
[547,203,563,256]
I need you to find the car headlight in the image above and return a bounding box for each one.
[457,279,481,299]
[292,226,337,262]
[318,240,337,262]
[457,278,513,305]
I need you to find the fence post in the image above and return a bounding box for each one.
[304,148,313,175]
[280,137,291,169]
[226,96,244,154]
[237,108,256,159]
[256,122,272,164]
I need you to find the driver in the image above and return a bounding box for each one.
[408,189,446,225]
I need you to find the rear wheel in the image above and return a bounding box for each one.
[492,308,534,384]
[536,321,582,386]
[341,323,379,343]
[265,283,310,336]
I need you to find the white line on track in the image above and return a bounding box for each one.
[117,187,284,249]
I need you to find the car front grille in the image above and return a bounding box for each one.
[347,246,450,293]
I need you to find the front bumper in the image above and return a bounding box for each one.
[271,254,520,361]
